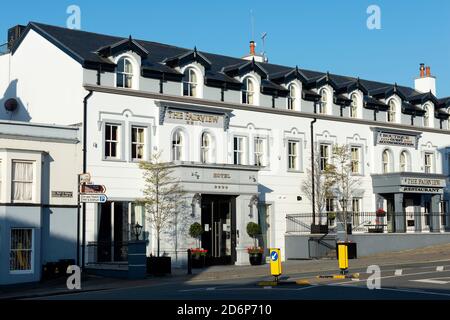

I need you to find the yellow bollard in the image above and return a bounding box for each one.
[269,248,282,282]
[337,243,349,274]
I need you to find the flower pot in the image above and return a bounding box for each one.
[249,252,263,265]
[191,255,206,268]
[146,256,171,276]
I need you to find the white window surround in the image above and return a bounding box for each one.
[200,131,215,164]
[0,151,41,204]
[287,140,301,171]
[128,121,151,162]
[448,108,450,130]
[387,99,398,123]
[104,122,125,161]
[253,136,267,167]
[350,146,362,175]
[9,228,34,274]
[287,82,300,111]
[114,54,139,90]
[424,152,434,174]
[318,87,331,115]
[382,149,393,173]
[241,75,259,106]
[350,93,359,118]
[400,150,408,172]
[319,143,331,171]
[423,104,433,128]
[233,136,247,165]
[181,65,203,98]
[130,126,145,161]
[12,161,34,203]
[172,129,185,161]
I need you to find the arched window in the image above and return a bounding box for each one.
[424,105,430,127]
[116,57,133,88]
[200,132,212,163]
[382,150,390,173]
[319,89,328,114]
[242,77,255,105]
[287,84,297,110]
[400,151,408,172]
[183,68,198,97]
[172,130,184,161]
[350,93,358,118]
[387,100,396,123]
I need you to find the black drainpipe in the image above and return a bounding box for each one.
[311,112,317,226]
[81,90,94,269]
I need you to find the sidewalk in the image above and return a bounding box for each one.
[2,243,450,299]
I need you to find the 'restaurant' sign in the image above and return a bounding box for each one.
[376,131,416,147]
[400,186,443,194]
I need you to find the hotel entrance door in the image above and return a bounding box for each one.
[201,195,236,265]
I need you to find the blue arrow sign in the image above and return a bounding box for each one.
[271,251,278,262]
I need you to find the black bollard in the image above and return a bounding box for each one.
[187,249,192,275]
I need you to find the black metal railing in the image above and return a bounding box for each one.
[87,241,129,264]
[286,212,449,234]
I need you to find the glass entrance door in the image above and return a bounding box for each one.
[201,195,236,265]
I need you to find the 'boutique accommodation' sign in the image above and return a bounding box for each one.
[374,129,420,148]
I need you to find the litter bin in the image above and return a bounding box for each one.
[336,241,357,259]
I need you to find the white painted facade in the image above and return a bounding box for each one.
[0,23,449,265]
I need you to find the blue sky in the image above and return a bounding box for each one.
[1,0,450,96]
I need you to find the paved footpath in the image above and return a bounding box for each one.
[2,243,450,300]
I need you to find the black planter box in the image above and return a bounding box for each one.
[191,255,206,268]
[146,256,171,275]
[311,224,329,234]
[336,242,357,259]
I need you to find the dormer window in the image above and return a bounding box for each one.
[319,89,328,114]
[448,108,450,130]
[242,77,256,105]
[387,99,396,123]
[424,104,431,127]
[183,68,198,97]
[116,57,134,88]
[350,93,358,118]
[287,84,297,110]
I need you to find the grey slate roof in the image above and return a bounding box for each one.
[12,21,450,106]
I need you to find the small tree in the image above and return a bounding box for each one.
[246,222,261,249]
[301,144,335,223]
[138,152,185,257]
[326,144,362,239]
[189,222,203,248]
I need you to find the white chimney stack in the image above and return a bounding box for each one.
[414,63,436,95]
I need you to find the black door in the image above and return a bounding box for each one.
[201,195,236,265]
[98,202,112,262]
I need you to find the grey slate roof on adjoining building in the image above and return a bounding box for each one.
[11,22,450,114]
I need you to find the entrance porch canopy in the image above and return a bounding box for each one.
[371,172,447,195]
[167,161,260,195]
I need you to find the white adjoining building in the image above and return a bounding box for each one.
[1,22,449,267]
[0,119,81,284]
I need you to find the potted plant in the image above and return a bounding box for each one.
[189,223,206,268]
[190,248,208,268]
[376,208,386,217]
[247,246,264,265]
[246,222,263,265]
